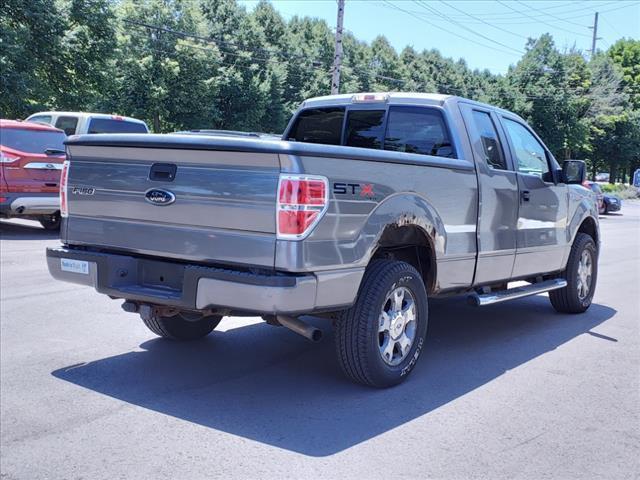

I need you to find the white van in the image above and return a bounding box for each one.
[25,112,149,136]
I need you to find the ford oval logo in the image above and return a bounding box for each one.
[145,188,175,206]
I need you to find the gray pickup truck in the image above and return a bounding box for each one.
[47,93,599,387]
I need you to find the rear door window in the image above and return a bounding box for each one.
[345,110,385,149]
[287,107,345,145]
[471,110,506,169]
[0,128,66,154]
[55,116,79,136]
[88,118,148,134]
[384,106,454,158]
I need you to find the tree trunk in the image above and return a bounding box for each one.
[153,111,160,133]
[609,162,616,184]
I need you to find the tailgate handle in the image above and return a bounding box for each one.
[149,163,177,182]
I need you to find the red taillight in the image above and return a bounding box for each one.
[60,160,70,217]
[277,175,328,239]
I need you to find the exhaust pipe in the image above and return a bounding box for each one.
[276,315,323,342]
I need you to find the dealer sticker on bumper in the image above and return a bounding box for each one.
[60,258,89,275]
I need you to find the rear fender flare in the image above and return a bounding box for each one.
[361,192,446,264]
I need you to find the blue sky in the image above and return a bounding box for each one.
[239,0,640,74]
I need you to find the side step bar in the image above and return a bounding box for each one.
[468,279,567,307]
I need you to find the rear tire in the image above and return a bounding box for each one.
[39,212,61,231]
[142,312,222,340]
[549,233,597,313]
[335,260,428,388]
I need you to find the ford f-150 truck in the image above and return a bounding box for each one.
[46,93,599,387]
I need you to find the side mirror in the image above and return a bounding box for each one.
[562,160,586,184]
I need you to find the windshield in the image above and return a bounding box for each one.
[0,128,65,154]
[88,118,148,134]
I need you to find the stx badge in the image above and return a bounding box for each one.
[333,182,375,197]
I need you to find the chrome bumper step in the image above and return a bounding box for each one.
[468,279,568,306]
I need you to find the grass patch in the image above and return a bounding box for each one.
[600,183,640,199]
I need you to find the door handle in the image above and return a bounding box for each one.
[149,163,177,182]
[521,190,530,202]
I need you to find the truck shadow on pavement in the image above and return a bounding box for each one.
[52,296,615,457]
[0,221,59,240]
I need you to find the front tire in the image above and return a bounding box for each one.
[142,312,222,340]
[549,233,598,313]
[335,260,428,388]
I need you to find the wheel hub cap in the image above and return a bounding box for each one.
[390,313,405,340]
[576,250,593,300]
[378,286,417,366]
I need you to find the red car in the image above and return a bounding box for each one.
[0,120,66,230]
[584,181,606,215]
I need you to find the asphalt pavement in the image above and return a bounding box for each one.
[1,204,639,480]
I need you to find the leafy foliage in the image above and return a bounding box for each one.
[1,0,638,182]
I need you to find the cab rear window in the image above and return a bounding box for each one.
[0,128,65,154]
[88,118,148,134]
[345,110,386,149]
[287,108,345,145]
[287,104,456,159]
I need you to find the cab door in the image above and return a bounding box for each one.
[459,103,518,284]
[499,116,569,277]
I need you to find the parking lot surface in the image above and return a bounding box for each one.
[1,204,639,480]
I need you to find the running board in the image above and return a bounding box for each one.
[468,279,567,307]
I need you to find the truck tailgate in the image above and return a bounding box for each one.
[64,137,280,268]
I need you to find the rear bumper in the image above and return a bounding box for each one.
[0,194,59,217]
[46,247,363,314]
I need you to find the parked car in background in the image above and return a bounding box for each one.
[595,172,610,182]
[0,120,65,230]
[584,181,605,215]
[25,112,149,135]
[602,194,622,214]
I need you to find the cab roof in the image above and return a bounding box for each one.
[0,119,64,132]
[300,92,521,119]
[301,92,453,108]
[26,112,147,125]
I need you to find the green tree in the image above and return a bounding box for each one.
[507,35,590,159]
[0,0,114,117]
[609,39,640,110]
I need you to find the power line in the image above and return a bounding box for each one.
[515,0,591,28]
[413,0,525,54]
[406,1,618,25]
[122,19,321,67]
[429,1,617,20]
[378,1,523,57]
[600,14,624,41]
[437,0,529,40]
[495,0,592,38]
[493,1,638,26]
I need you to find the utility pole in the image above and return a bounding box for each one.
[589,12,601,59]
[331,0,345,95]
